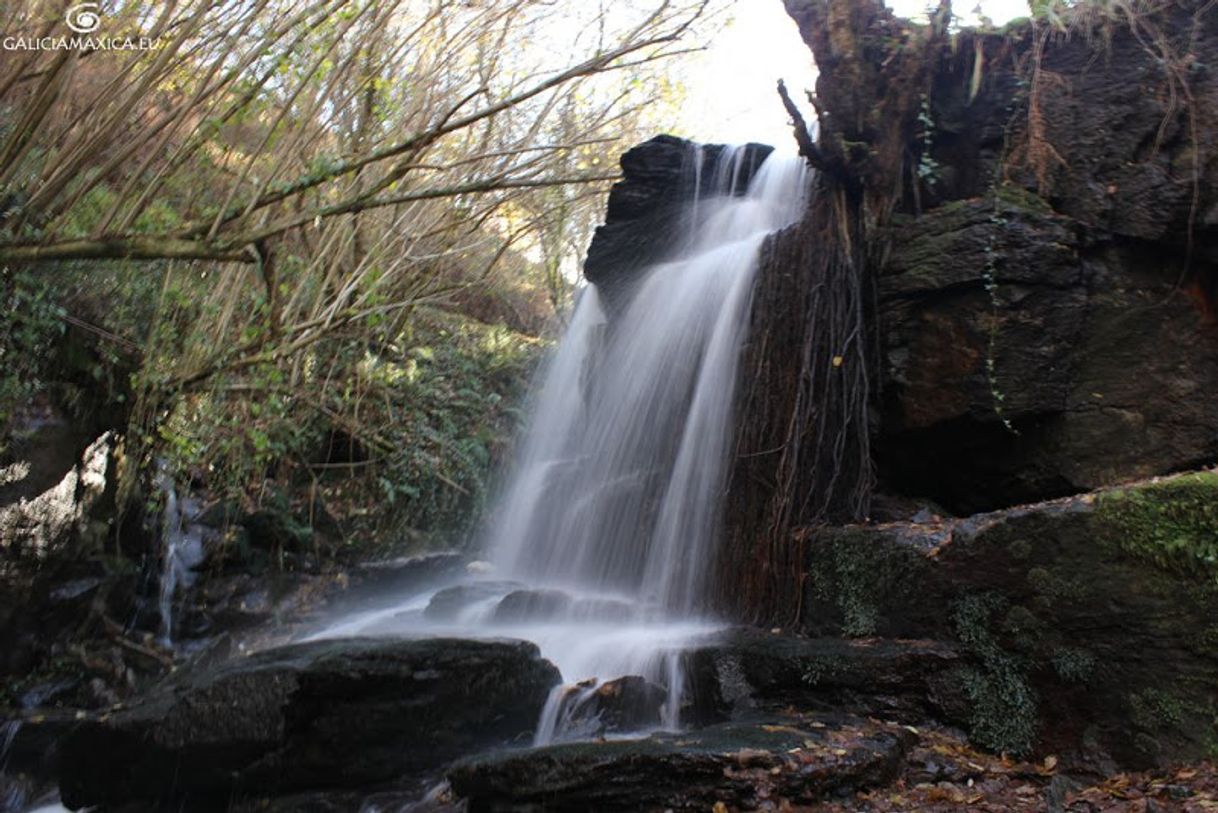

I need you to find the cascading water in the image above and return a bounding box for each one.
[153,464,205,646]
[307,145,810,744]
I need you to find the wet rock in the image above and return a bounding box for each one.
[589,676,667,732]
[682,631,961,724]
[57,637,561,809]
[490,589,572,623]
[551,676,668,738]
[350,552,466,595]
[424,581,521,620]
[187,570,323,635]
[222,779,452,813]
[0,708,80,786]
[448,718,914,812]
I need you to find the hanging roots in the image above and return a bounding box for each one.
[718,184,876,625]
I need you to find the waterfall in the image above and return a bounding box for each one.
[153,464,205,646]
[489,147,809,610]
[307,145,810,744]
[0,719,20,810]
[486,147,809,740]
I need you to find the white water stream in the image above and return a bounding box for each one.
[308,145,810,743]
[154,464,205,647]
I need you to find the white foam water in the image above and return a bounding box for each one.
[306,145,810,744]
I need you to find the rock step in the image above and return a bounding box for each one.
[447,717,916,812]
[680,630,961,725]
[56,637,561,809]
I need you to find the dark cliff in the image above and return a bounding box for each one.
[588,4,1218,527]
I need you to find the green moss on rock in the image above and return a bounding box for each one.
[956,663,1039,756]
[1051,646,1096,684]
[1095,472,1218,580]
[951,594,1038,755]
[806,529,927,637]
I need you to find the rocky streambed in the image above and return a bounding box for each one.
[4,466,1218,811]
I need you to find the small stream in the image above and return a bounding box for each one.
[153,463,206,647]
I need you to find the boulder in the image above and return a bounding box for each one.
[57,637,561,809]
[589,676,667,732]
[447,718,913,812]
[796,470,1218,767]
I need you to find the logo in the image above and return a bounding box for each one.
[65,3,101,34]
[2,3,161,51]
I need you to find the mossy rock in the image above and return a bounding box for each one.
[798,470,1218,766]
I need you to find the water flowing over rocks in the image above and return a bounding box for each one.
[541,675,669,740]
[56,637,560,809]
[574,0,1218,779]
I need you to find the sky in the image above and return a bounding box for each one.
[677,0,1032,149]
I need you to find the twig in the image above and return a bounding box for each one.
[777,80,833,173]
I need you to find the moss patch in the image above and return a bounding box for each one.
[1095,472,1218,580]
[805,530,928,637]
[951,594,1038,755]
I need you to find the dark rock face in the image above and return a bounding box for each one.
[583,135,773,310]
[706,5,1218,518]
[796,470,1218,768]
[876,195,1218,514]
[876,5,1218,513]
[57,637,561,809]
[447,718,913,812]
[588,676,667,732]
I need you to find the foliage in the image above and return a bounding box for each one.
[365,311,541,543]
[0,0,713,521]
[915,96,941,187]
[154,306,542,553]
[1050,646,1096,683]
[0,267,65,439]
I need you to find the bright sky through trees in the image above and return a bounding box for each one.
[678,0,1031,149]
